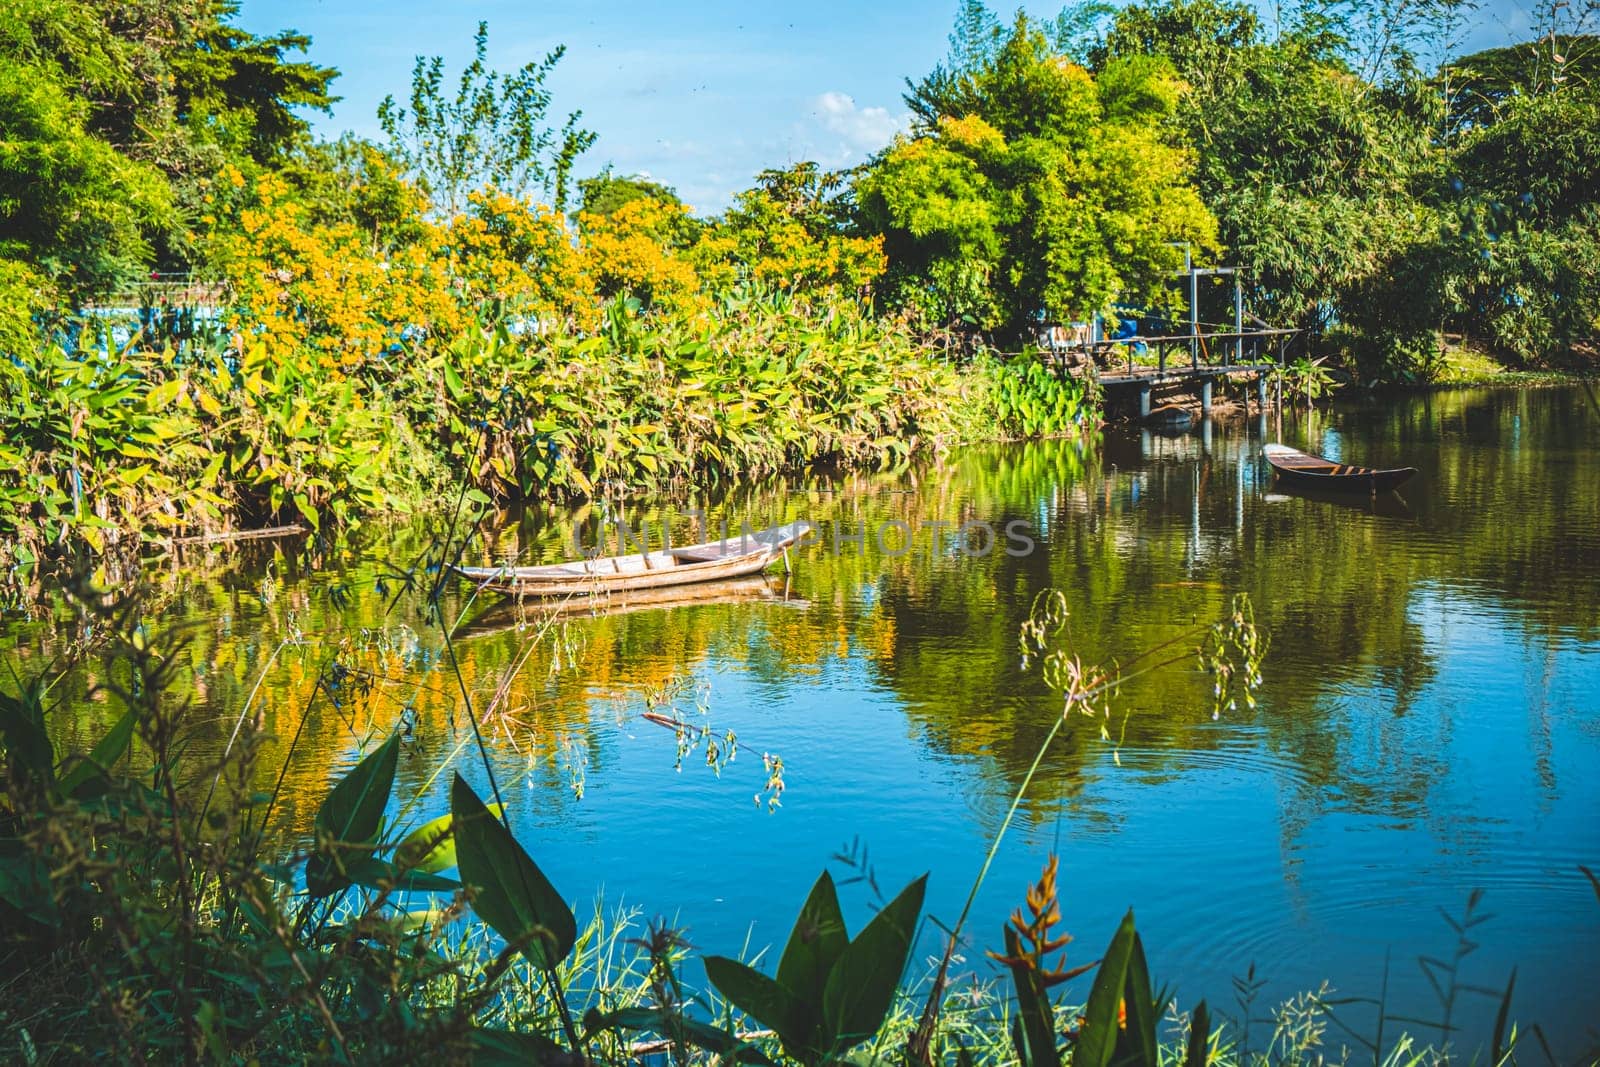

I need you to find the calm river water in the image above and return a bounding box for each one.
[8,385,1600,1059]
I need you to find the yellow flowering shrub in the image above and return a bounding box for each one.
[577,199,705,317]
[447,190,595,333]
[213,169,460,372]
[694,187,886,295]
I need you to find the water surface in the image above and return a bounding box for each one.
[8,385,1599,1060]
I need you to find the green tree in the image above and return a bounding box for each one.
[1093,0,1433,337]
[0,62,171,296]
[279,136,434,253]
[1349,78,1600,368]
[1442,35,1600,134]
[861,13,1215,339]
[577,169,685,218]
[379,21,596,216]
[906,1,1116,129]
[705,163,886,293]
[0,0,336,285]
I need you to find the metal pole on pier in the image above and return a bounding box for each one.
[1234,273,1244,365]
[1189,251,1199,369]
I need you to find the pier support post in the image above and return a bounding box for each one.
[1138,384,1152,420]
[1200,378,1213,415]
[1233,272,1244,365]
[1256,371,1268,412]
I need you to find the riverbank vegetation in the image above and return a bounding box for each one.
[5,561,1543,1066]
[0,0,1590,553]
[3,5,1596,1062]
[6,1,1599,558]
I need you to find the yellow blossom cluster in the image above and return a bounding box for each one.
[577,198,707,318]
[211,167,890,365]
[446,190,595,333]
[213,169,460,373]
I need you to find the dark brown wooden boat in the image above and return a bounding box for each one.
[450,520,812,597]
[1262,444,1417,493]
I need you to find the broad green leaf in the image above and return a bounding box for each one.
[1182,1000,1210,1067]
[394,802,504,873]
[775,870,848,1038]
[144,378,183,410]
[703,956,808,1056]
[292,492,319,533]
[451,773,575,969]
[820,873,927,1051]
[1115,929,1160,1067]
[1074,909,1139,1067]
[583,1006,776,1065]
[0,852,56,925]
[305,735,400,897]
[442,361,466,400]
[58,708,135,798]
[0,680,55,788]
[469,1027,569,1066]
[344,857,461,894]
[1000,924,1062,1067]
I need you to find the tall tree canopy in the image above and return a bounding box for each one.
[378,21,595,217]
[0,0,336,295]
[860,12,1215,339]
[1092,0,1433,335]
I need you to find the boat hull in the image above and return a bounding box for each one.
[457,576,807,637]
[451,520,811,597]
[1262,444,1416,493]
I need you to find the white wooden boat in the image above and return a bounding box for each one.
[451,520,812,597]
[457,576,809,637]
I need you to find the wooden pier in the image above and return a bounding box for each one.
[1036,256,1300,417]
[1043,328,1295,416]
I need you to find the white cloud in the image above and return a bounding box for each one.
[811,91,908,155]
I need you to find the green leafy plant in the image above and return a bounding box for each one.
[378,20,595,214]
[1276,357,1335,407]
[704,869,928,1065]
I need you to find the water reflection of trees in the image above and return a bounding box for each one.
[14,387,1597,845]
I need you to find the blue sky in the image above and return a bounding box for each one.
[236,1,1538,215]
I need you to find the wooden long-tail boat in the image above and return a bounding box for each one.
[456,576,809,637]
[450,520,813,597]
[1262,443,1417,493]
